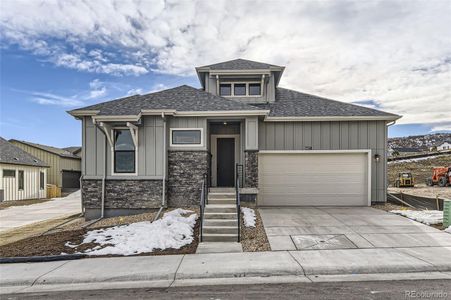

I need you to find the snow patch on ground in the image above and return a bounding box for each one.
[78,208,197,256]
[445,226,451,234]
[241,207,256,227]
[390,209,443,225]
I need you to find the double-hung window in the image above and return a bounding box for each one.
[114,129,136,173]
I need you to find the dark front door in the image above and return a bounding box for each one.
[217,138,235,187]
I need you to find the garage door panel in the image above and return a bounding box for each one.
[258,152,369,207]
[260,174,366,186]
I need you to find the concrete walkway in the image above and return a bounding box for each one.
[1,247,451,294]
[0,190,82,232]
[260,207,451,251]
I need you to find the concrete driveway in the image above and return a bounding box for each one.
[260,207,451,251]
[0,190,81,232]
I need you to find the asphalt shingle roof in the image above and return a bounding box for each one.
[0,137,48,167]
[10,140,81,159]
[253,87,399,118]
[71,85,264,116]
[199,58,283,70]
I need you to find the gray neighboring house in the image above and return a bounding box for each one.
[0,137,49,201]
[69,58,401,219]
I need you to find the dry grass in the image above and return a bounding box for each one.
[372,202,416,212]
[240,203,271,252]
[0,214,79,246]
[0,198,52,210]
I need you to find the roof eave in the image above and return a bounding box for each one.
[264,115,402,122]
[68,110,100,117]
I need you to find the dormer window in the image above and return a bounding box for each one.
[249,83,261,96]
[220,84,232,96]
[234,84,246,96]
[219,82,262,97]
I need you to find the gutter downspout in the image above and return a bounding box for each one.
[153,112,167,221]
[94,123,108,220]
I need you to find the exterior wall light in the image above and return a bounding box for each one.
[374,154,381,162]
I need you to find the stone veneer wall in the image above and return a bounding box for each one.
[82,179,163,209]
[244,150,258,188]
[167,150,209,207]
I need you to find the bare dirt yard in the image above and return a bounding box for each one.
[240,203,271,252]
[0,208,201,258]
[0,198,51,210]
[388,154,451,198]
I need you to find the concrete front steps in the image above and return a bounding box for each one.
[202,192,239,242]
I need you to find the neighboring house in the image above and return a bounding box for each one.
[9,140,81,191]
[0,138,48,201]
[69,58,401,219]
[63,146,82,157]
[436,141,451,151]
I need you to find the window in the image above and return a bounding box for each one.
[219,84,232,96]
[219,82,262,97]
[234,84,246,96]
[40,172,44,190]
[249,83,261,96]
[170,129,203,146]
[3,169,15,177]
[18,170,24,190]
[114,129,136,173]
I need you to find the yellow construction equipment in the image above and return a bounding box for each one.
[394,172,415,188]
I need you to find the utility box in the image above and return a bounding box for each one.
[444,199,451,227]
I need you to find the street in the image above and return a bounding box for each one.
[3,280,450,300]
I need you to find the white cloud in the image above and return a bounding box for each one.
[1,0,450,125]
[30,92,84,107]
[88,79,107,99]
[127,88,143,96]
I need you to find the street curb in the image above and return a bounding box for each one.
[0,254,86,264]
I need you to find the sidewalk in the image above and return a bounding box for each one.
[0,190,81,232]
[1,247,451,294]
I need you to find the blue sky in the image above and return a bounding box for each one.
[1,0,450,147]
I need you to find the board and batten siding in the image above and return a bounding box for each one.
[0,164,47,201]
[83,116,165,178]
[258,121,388,202]
[10,142,81,188]
[10,142,60,186]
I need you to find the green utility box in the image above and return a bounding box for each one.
[444,199,451,228]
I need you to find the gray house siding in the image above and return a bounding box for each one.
[258,120,388,202]
[83,116,164,178]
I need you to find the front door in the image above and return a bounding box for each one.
[217,138,235,187]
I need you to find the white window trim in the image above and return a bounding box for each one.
[170,128,204,147]
[220,81,262,97]
[111,127,138,176]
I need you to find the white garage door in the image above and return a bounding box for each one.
[258,151,370,206]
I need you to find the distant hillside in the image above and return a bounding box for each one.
[388,133,451,150]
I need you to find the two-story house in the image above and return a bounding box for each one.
[69,59,400,220]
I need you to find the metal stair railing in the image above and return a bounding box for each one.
[235,164,242,242]
[199,173,208,242]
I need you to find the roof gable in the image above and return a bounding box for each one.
[0,137,48,167]
[197,58,283,70]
